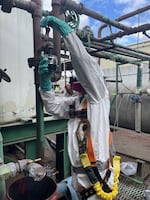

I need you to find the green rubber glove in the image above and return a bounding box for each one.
[40,16,73,37]
[38,56,52,91]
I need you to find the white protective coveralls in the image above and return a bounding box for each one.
[40,32,113,199]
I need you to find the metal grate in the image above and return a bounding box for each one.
[116,174,147,200]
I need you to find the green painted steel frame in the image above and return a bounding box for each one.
[1,118,67,146]
[0,117,70,179]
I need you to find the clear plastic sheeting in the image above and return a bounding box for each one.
[120,162,137,176]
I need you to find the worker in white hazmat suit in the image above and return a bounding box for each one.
[39,16,120,200]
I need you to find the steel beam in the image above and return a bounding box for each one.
[1,118,67,146]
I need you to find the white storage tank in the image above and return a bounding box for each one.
[0,7,35,124]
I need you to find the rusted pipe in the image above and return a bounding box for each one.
[103,40,150,57]
[13,0,36,13]
[84,42,149,62]
[50,0,62,82]
[0,0,36,13]
[61,0,131,31]
[98,5,150,38]
[87,40,150,61]
[77,31,150,60]
[87,50,141,66]
[97,23,150,42]
[97,5,150,65]
[31,0,42,57]
[31,0,44,158]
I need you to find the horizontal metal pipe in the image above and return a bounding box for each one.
[97,23,150,42]
[14,0,36,13]
[104,40,150,57]
[61,0,131,31]
[92,39,150,57]
[98,5,150,37]
[0,0,36,13]
[97,43,149,61]
[84,40,150,62]
[86,49,141,65]
[78,32,150,62]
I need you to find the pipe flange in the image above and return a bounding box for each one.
[52,0,61,6]
[1,0,13,13]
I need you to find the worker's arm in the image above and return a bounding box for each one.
[64,32,107,102]
[40,16,108,103]
[38,56,78,118]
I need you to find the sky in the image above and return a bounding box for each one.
[42,0,150,45]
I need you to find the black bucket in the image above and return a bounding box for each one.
[7,176,57,200]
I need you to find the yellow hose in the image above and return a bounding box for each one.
[93,155,121,200]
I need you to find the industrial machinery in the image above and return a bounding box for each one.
[0,0,150,199]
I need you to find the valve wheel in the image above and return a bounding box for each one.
[64,10,80,30]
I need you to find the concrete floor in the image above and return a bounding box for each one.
[112,127,150,185]
[112,127,150,162]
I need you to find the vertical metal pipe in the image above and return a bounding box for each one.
[135,64,142,133]
[0,131,6,200]
[116,64,119,95]
[51,0,61,81]
[31,0,44,158]
[32,0,42,57]
[137,64,143,89]
[135,102,141,133]
[115,63,119,127]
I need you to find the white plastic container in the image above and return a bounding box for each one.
[0,7,35,124]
